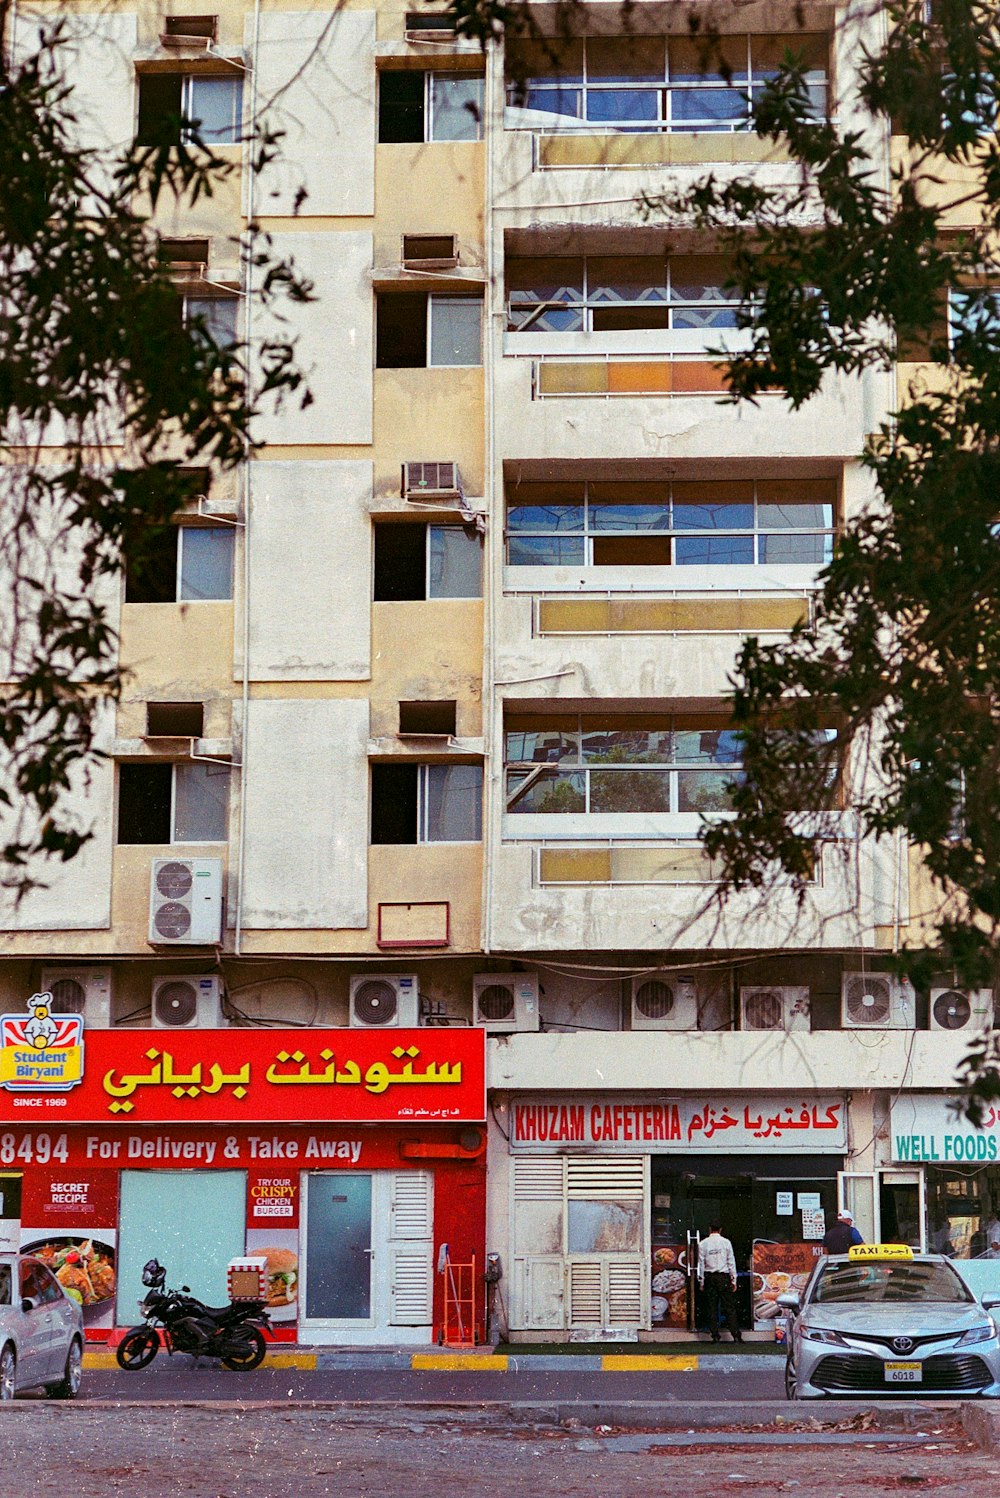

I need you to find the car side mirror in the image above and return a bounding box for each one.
[982,1294,1000,1311]
[776,1292,800,1312]
[20,1296,35,1314]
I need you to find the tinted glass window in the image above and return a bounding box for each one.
[424,765,482,841]
[179,527,234,601]
[428,526,481,598]
[811,1260,974,1304]
[429,75,483,140]
[173,764,230,842]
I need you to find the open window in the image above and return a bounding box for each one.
[145,702,205,738]
[373,523,482,601]
[371,763,483,844]
[378,70,484,143]
[137,72,243,145]
[117,762,230,844]
[125,524,235,603]
[376,292,482,368]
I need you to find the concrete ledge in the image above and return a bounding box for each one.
[962,1402,1000,1449]
[83,1349,786,1373]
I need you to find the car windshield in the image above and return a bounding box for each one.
[811,1260,974,1305]
[0,1265,9,1306]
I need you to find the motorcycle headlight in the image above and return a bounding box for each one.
[801,1326,848,1346]
[958,1323,996,1346]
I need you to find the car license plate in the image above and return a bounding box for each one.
[884,1361,922,1383]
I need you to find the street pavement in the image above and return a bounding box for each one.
[0,1398,991,1498]
[73,1363,786,1403]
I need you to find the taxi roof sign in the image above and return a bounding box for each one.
[848,1243,914,1261]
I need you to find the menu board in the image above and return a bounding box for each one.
[752,1240,824,1331]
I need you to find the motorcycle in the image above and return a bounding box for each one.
[116,1259,270,1372]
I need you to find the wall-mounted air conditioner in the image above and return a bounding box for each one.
[402,462,463,502]
[473,973,540,1032]
[401,234,459,272]
[929,987,994,1033]
[151,975,223,1029]
[40,967,113,1029]
[841,972,916,1030]
[630,973,702,1031]
[404,12,457,42]
[149,858,224,945]
[349,974,420,1028]
[740,985,811,1033]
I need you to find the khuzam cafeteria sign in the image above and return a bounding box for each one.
[0,1001,485,1124]
[512,1096,847,1150]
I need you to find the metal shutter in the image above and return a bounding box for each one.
[390,1250,433,1325]
[513,1156,564,1199]
[566,1156,644,1199]
[568,1261,603,1326]
[390,1170,433,1238]
[607,1261,644,1325]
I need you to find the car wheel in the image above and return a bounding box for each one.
[0,1345,15,1402]
[784,1353,798,1401]
[47,1338,82,1400]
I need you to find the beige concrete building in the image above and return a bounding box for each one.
[0,0,995,1345]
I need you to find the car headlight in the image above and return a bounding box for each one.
[800,1326,848,1346]
[958,1324,996,1346]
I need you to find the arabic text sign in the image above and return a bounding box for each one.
[0,1028,485,1124]
[890,1093,1000,1163]
[510,1095,847,1151]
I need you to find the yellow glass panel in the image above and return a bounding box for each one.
[671,360,728,393]
[537,599,612,633]
[610,846,721,882]
[537,361,607,394]
[539,848,612,883]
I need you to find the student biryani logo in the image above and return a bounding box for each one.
[0,993,85,1093]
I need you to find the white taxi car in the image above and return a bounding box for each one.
[781,1244,1000,1398]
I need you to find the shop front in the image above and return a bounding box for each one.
[0,1007,486,1345]
[502,1093,849,1339]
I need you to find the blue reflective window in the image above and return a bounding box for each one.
[674,535,755,565]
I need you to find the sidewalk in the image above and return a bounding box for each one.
[82,1339,784,1373]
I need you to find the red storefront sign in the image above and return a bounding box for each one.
[0,1028,485,1125]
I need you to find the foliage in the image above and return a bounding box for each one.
[0,23,310,896]
[636,0,1000,1114]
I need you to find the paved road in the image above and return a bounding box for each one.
[74,1364,786,1404]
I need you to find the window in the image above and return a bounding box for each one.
[507,254,748,336]
[371,763,482,843]
[505,477,836,567]
[125,525,235,603]
[373,523,482,600]
[505,33,828,133]
[948,286,1000,349]
[376,293,482,368]
[378,70,484,143]
[137,72,243,146]
[117,762,230,844]
[184,295,240,349]
[146,702,205,737]
[505,712,837,817]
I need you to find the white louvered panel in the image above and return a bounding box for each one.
[389,1170,433,1238]
[606,1260,644,1326]
[513,1156,564,1200]
[566,1156,644,1200]
[389,1247,433,1325]
[568,1261,603,1326]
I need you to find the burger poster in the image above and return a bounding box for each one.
[245,1229,298,1324]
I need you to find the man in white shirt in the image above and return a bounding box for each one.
[698,1222,742,1343]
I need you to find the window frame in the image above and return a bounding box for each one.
[427,294,483,367]
[181,73,244,145]
[370,761,484,844]
[504,33,828,135]
[507,255,748,337]
[426,72,484,142]
[504,477,836,569]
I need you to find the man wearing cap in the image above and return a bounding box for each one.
[822,1209,865,1254]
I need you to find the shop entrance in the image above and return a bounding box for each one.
[299,1170,435,1346]
[651,1155,841,1333]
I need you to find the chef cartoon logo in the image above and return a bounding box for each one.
[0,993,85,1093]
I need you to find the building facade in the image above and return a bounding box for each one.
[0,0,996,1343]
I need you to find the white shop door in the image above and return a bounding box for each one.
[388,1170,434,1326]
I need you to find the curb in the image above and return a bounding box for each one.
[81,1349,786,1373]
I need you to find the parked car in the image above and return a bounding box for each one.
[0,1253,84,1399]
[781,1246,1000,1399]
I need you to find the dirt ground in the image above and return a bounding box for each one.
[2,1405,998,1498]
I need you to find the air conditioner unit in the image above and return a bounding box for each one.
[149,858,224,945]
[740,986,811,1033]
[151,975,224,1029]
[349,974,420,1028]
[404,12,457,41]
[630,973,701,1032]
[473,973,540,1032]
[402,234,459,272]
[39,967,113,1029]
[929,987,994,1033]
[841,972,916,1030]
[402,462,463,502]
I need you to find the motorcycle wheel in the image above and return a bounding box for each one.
[115,1327,159,1371]
[221,1329,267,1372]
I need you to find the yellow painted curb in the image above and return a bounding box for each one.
[83,1351,317,1371]
[601,1354,699,1371]
[411,1353,509,1371]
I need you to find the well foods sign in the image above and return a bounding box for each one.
[890,1094,1000,1163]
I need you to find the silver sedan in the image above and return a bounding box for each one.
[0,1254,84,1399]
[781,1251,1000,1399]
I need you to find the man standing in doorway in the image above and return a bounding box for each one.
[822,1209,864,1254]
[698,1222,742,1343]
